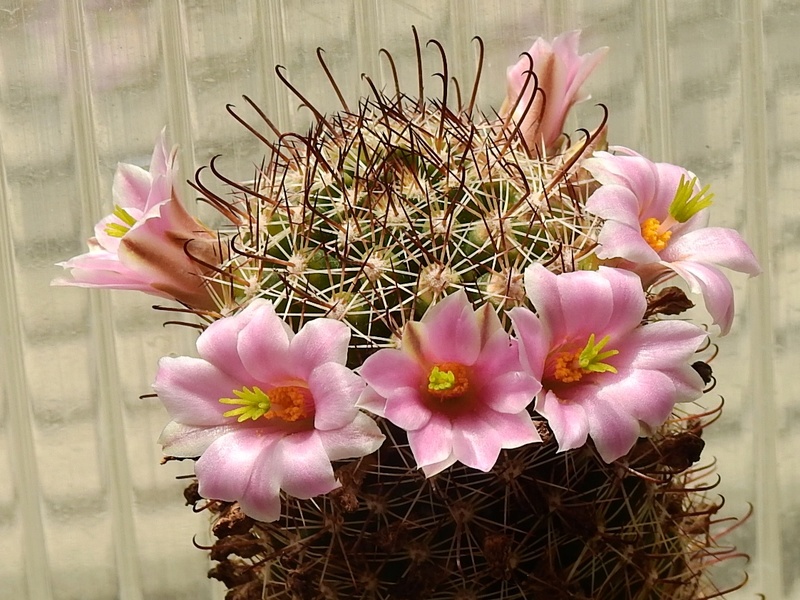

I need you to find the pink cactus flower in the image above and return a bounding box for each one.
[510,265,707,463]
[154,299,385,522]
[358,290,541,477]
[54,131,221,309]
[500,30,607,151]
[583,148,761,335]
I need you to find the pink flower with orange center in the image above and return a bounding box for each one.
[584,148,761,335]
[154,299,384,522]
[510,265,707,463]
[358,290,541,477]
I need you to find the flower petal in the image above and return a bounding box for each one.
[274,431,339,499]
[237,300,294,383]
[195,429,279,506]
[667,260,737,335]
[384,388,433,431]
[158,421,233,457]
[317,413,385,461]
[479,370,540,414]
[195,306,255,382]
[661,227,761,276]
[309,362,364,430]
[417,290,482,365]
[153,356,241,426]
[359,349,425,398]
[535,389,589,453]
[509,306,548,381]
[407,413,454,472]
[451,409,540,472]
[289,318,351,380]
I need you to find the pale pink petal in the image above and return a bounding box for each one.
[479,371,540,414]
[407,413,454,471]
[195,429,279,504]
[309,362,364,430]
[535,389,589,452]
[585,153,657,206]
[317,413,385,461]
[112,162,152,211]
[237,300,294,383]
[274,431,339,498]
[289,318,351,380]
[582,394,641,463]
[615,321,707,373]
[583,185,643,229]
[417,290,482,365]
[238,443,283,522]
[597,368,681,428]
[449,414,505,472]
[420,454,458,478]
[472,327,521,381]
[158,421,233,457]
[667,260,737,335]
[509,307,548,381]
[451,409,540,472]
[661,228,762,276]
[359,349,425,397]
[153,356,241,426]
[595,219,661,263]
[384,388,433,431]
[196,303,260,382]
[356,386,388,417]
[527,263,610,341]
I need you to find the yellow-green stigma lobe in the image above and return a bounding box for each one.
[578,334,619,374]
[668,175,714,223]
[552,334,619,383]
[427,363,470,400]
[220,386,272,422]
[428,366,455,391]
[104,205,138,238]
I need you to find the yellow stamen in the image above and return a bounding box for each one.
[553,351,584,383]
[219,385,311,423]
[427,363,470,400]
[641,217,672,252]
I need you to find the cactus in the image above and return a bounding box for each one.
[164,33,753,600]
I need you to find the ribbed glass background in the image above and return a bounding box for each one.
[0,1,794,598]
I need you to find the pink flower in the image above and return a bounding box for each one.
[358,290,541,477]
[54,131,221,309]
[500,31,607,151]
[154,299,385,522]
[510,265,706,463]
[584,149,761,335]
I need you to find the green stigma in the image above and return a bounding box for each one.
[578,334,619,374]
[428,366,455,391]
[104,205,137,238]
[668,175,714,223]
[219,386,272,422]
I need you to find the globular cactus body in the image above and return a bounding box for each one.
[183,35,746,600]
